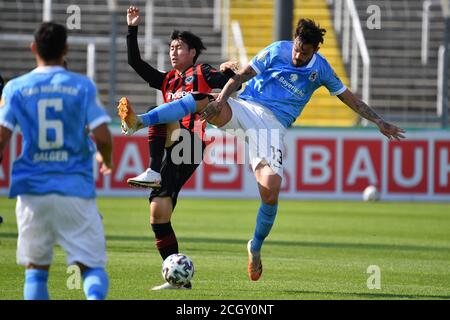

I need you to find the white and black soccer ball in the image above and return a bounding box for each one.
[162,253,195,286]
[362,185,380,201]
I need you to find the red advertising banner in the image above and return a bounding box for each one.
[1,128,450,201]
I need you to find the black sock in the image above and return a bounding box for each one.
[148,125,166,173]
[151,222,178,260]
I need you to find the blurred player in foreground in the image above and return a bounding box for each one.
[119,19,405,281]
[125,6,237,290]
[0,72,3,225]
[0,22,113,299]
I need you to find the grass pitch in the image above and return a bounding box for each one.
[0,197,449,300]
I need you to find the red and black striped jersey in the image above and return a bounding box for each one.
[161,64,230,132]
[127,26,234,137]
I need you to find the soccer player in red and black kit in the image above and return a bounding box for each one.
[126,6,236,290]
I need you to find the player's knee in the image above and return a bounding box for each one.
[207,103,232,127]
[150,201,172,224]
[76,262,88,274]
[150,215,170,224]
[26,263,50,271]
[165,122,180,147]
[261,193,279,206]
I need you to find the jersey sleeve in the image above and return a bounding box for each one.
[321,61,347,96]
[85,80,111,130]
[0,82,18,131]
[127,26,167,90]
[249,43,275,75]
[201,64,235,89]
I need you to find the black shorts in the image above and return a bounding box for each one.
[149,128,205,209]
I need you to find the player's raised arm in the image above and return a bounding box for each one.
[337,89,406,141]
[126,6,165,89]
[127,6,140,26]
[217,64,257,102]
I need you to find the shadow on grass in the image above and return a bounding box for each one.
[277,289,450,300]
[1,232,449,254]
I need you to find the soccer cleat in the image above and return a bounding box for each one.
[127,168,162,189]
[117,97,141,136]
[151,282,192,291]
[247,239,263,281]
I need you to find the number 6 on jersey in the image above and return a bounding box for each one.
[38,98,64,150]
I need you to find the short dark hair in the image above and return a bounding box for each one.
[34,22,67,61]
[294,19,326,48]
[170,30,206,63]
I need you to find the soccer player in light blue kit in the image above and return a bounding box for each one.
[0,22,113,299]
[120,19,405,281]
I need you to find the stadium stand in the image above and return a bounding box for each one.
[346,0,450,128]
[230,0,357,127]
[0,0,448,127]
[0,0,223,115]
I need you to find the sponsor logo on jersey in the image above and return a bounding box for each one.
[271,72,305,98]
[185,76,194,84]
[166,90,193,101]
[289,74,298,82]
[309,70,318,82]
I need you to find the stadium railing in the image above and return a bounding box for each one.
[230,20,248,67]
[331,0,371,109]
[0,33,166,107]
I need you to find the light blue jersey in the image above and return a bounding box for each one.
[239,41,347,128]
[0,66,110,198]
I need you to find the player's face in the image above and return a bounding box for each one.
[292,39,317,67]
[169,39,196,71]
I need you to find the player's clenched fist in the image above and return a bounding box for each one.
[127,6,140,26]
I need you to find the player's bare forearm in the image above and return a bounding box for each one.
[96,140,112,165]
[92,124,113,172]
[337,89,406,141]
[0,126,12,164]
[337,89,383,125]
[217,64,257,103]
[216,76,241,102]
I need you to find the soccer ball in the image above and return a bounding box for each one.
[162,253,195,287]
[362,185,380,201]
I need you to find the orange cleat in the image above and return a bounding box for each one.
[247,240,263,281]
[117,97,138,135]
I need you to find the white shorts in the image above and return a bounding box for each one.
[219,98,287,176]
[16,194,107,268]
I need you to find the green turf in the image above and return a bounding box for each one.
[1,197,449,300]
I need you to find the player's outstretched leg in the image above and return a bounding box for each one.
[126,107,167,189]
[118,94,212,136]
